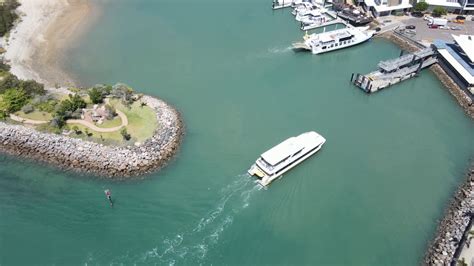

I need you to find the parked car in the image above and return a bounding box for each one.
[451,26,462,30]
[424,15,433,21]
[411,11,423,17]
[406,25,416,29]
[406,29,416,35]
[429,24,439,29]
[453,15,466,24]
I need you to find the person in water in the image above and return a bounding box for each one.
[105,189,113,206]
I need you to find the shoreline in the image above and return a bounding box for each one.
[3,0,97,88]
[378,31,474,264]
[0,95,185,178]
[0,0,185,177]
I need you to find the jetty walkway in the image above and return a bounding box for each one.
[351,48,437,93]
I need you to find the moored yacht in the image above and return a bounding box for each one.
[248,131,326,186]
[292,26,374,54]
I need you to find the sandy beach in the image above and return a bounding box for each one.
[3,0,94,88]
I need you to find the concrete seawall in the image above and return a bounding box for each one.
[0,95,184,178]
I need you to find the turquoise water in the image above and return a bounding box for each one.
[1,0,474,264]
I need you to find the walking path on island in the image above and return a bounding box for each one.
[9,114,49,125]
[66,110,128,133]
[10,110,128,133]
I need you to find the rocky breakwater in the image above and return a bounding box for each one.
[0,96,184,178]
[424,166,474,265]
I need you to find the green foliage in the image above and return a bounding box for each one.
[0,74,45,96]
[0,88,29,113]
[112,83,134,105]
[432,6,447,17]
[88,87,104,104]
[53,94,86,128]
[21,104,34,114]
[413,2,428,12]
[0,0,20,37]
[72,125,81,135]
[120,127,131,140]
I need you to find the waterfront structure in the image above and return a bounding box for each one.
[361,0,412,17]
[248,131,326,186]
[418,0,474,14]
[433,35,474,95]
[352,48,438,92]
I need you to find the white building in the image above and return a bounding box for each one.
[434,35,474,95]
[362,0,412,16]
[420,0,474,13]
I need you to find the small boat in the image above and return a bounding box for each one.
[337,8,373,26]
[248,131,326,186]
[292,26,374,54]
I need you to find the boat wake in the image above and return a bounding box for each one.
[268,46,292,54]
[130,174,259,265]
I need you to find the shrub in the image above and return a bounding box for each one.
[88,87,104,104]
[120,127,131,141]
[104,104,116,120]
[413,2,428,12]
[112,83,134,105]
[21,104,34,114]
[0,88,29,113]
[432,6,447,17]
[0,0,20,37]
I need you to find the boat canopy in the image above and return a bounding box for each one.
[261,137,303,166]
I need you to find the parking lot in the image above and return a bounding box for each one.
[401,17,474,43]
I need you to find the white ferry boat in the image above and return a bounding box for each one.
[292,26,374,54]
[248,131,326,186]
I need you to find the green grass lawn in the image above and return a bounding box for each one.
[15,110,52,121]
[98,116,122,128]
[68,99,158,145]
[110,99,158,142]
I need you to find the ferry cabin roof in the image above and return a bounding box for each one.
[261,137,303,166]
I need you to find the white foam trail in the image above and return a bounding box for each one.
[133,174,259,265]
[268,46,292,54]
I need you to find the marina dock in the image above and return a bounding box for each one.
[351,48,438,93]
[300,12,343,31]
[272,0,292,9]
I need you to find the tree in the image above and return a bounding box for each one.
[120,127,131,141]
[432,6,447,17]
[72,125,80,135]
[0,88,29,113]
[104,104,116,120]
[88,87,104,104]
[0,0,20,37]
[413,1,428,12]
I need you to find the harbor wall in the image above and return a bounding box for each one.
[423,166,474,265]
[0,95,184,178]
[379,30,474,265]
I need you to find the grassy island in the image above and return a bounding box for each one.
[0,67,159,146]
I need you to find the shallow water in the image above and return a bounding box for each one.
[1,0,474,264]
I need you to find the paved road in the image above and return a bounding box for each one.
[67,110,128,133]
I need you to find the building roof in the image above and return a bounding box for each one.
[423,0,461,8]
[363,0,412,12]
[438,49,474,84]
[452,35,474,63]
